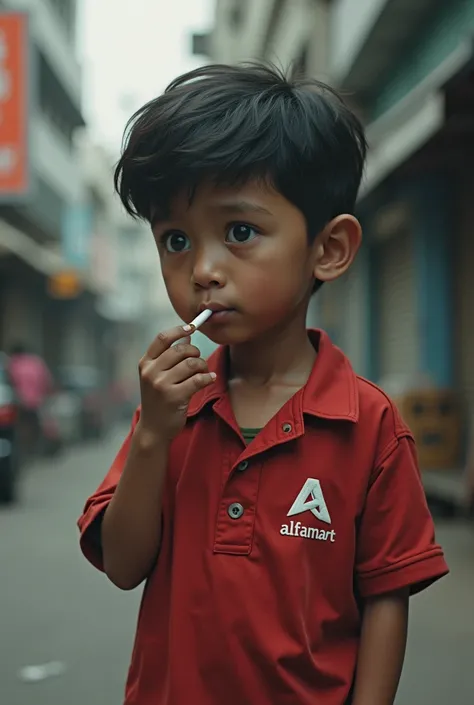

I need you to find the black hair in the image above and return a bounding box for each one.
[114,62,366,242]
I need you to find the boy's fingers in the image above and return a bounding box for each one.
[157,343,201,372]
[176,371,217,399]
[146,325,194,360]
[166,357,209,385]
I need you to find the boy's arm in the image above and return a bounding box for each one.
[79,415,172,591]
[352,589,409,705]
[101,423,170,590]
[354,416,448,704]
[78,407,166,590]
[79,324,216,590]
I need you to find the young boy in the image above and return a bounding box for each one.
[78,64,448,705]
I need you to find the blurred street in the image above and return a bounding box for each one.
[0,429,473,705]
[0,426,139,705]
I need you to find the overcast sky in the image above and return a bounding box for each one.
[78,0,214,152]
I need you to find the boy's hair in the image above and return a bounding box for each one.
[114,63,367,241]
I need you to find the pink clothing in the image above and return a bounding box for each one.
[8,354,52,410]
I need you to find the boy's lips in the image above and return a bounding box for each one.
[197,303,237,322]
[198,303,235,314]
[208,309,236,321]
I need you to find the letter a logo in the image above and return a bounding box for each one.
[287,478,331,525]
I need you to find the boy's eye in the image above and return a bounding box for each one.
[226,223,258,244]
[163,232,191,253]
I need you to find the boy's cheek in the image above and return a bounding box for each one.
[164,282,194,321]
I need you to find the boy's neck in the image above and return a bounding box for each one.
[228,315,316,387]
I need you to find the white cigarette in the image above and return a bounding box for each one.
[189,309,213,330]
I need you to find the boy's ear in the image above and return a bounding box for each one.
[312,215,362,283]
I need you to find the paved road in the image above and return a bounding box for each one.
[1,427,473,705]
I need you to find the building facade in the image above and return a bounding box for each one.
[0,2,174,393]
[326,0,474,454]
[0,1,84,359]
[321,0,474,502]
[211,0,330,78]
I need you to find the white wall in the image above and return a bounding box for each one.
[212,0,330,76]
[33,114,82,203]
[329,0,387,81]
[267,0,312,67]
[212,0,278,63]
[75,133,115,204]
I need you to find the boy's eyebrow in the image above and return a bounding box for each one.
[211,200,273,216]
[151,200,273,227]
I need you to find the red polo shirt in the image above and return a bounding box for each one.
[78,330,448,705]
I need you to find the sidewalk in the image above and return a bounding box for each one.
[397,519,474,704]
[422,468,466,510]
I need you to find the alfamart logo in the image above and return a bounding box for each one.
[280,479,336,543]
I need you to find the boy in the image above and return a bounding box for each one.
[78,64,448,705]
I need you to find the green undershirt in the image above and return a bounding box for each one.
[241,428,262,445]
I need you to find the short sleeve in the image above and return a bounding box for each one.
[77,407,140,572]
[356,433,449,598]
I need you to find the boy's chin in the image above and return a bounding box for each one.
[203,327,256,347]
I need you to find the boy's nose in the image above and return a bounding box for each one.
[191,251,227,290]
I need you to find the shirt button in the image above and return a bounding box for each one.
[282,422,292,433]
[228,502,244,520]
[237,460,249,472]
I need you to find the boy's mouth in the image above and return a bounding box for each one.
[199,302,234,314]
[209,309,236,321]
[198,303,237,322]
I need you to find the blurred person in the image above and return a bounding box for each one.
[78,64,448,705]
[8,343,53,457]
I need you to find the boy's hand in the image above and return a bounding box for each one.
[136,325,216,443]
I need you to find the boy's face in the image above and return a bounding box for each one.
[152,180,360,345]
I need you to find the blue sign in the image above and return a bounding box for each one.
[61,202,93,270]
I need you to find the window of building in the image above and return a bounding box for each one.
[38,52,75,147]
[294,44,309,78]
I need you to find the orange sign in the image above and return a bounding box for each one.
[0,12,30,198]
[47,271,82,299]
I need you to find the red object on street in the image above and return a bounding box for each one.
[0,403,16,426]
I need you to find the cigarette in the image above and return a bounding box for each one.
[189,309,213,330]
